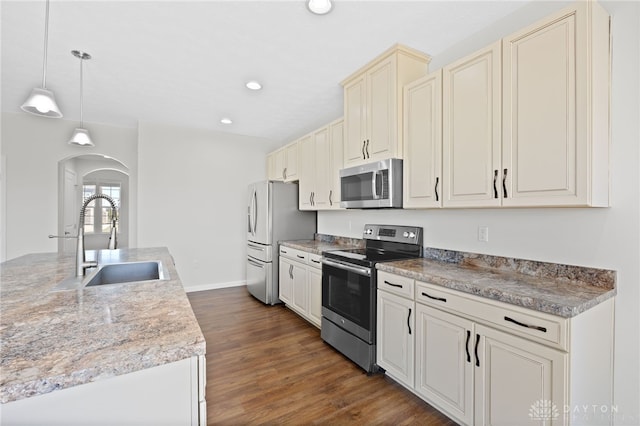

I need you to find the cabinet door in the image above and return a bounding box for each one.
[474,324,567,426]
[501,2,610,207]
[278,258,293,305]
[313,127,330,209]
[328,119,344,209]
[291,261,308,315]
[443,41,501,207]
[415,304,474,426]
[308,267,322,327]
[298,135,315,210]
[377,290,414,388]
[266,152,276,181]
[273,148,285,181]
[403,71,443,208]
[367,55,397,161]
[344,75,368,166]
[284,142,298,182]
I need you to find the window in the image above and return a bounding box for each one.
[82,183,120,234]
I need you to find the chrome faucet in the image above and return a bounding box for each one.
[76,194,118,277]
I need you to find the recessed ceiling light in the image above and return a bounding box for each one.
[307,0,332,15]
[245,80,262,91]
[220,118,233,125]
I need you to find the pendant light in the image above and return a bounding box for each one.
[21,0,63,118]
[68,50,94,147]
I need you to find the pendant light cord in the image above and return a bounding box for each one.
[79,57,84,127]
[42,0,50,88]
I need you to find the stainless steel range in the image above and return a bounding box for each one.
[320,224,423,373]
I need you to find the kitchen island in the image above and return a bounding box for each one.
[0,247,206,425]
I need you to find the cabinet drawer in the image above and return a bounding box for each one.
[279,246,308,262]
[378,271,414,299]
[308,253,323,269]
[416,281,568,350]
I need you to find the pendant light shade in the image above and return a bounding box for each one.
[21,0,63,118]
[68,50,94,147]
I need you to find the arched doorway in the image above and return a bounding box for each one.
[57,155,130,254]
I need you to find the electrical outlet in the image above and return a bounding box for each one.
[478,226,489,242]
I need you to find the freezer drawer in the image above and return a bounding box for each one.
[246,256,275,305]
[247,241,272,262]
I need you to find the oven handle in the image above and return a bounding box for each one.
[322,258,371,277]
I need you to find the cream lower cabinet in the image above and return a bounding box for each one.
[377,271,614,426]
[278,246,321,328]
[377,288,415,388]
[2,356,206,426]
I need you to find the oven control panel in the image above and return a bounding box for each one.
[363,224,423,246]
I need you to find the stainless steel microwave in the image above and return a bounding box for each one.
[339,158,403,209]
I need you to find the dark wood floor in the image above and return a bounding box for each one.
[187,287,456,425]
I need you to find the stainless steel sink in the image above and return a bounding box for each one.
[84,261,167,287]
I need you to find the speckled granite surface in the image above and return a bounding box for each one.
[279,233,364,255]
[377,248,616,318]
[0,247,205,404]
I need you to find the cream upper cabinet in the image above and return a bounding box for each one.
[403,70,443,208]
[502,1,610,207]
[269,141,298,182]
[298,134,315,210]
[328,119,344,209]
[298,118,344,211]
[442,41,502,208]
[342,44,430,167]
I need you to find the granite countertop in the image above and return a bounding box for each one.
[280,234,364,255]
[0,247,206,404]
[377,249,616,318]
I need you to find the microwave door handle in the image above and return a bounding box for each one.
[371,171,380,199]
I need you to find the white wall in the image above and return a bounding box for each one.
[320,1,640,423]
[137,121,275,291]
[1,112,138,261]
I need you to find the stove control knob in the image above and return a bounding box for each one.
[408,232,416,239]
[365,228,373,235]
[403,231,409,238]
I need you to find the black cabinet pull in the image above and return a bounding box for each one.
[362,140,366,159]
[474,333,480,367]
[504,316,547,333]
[465,330,471,363]
[407,308,412,335]
[384,280,403,289]
[421,292,446,303]
[289,264,293,279]
[493,170,498,198]
[502,168,508,198]
[296,255,305,259]
[365,139,370,158]
[434,177,439,202]
[329,190,333,206]
[311,259,320,264]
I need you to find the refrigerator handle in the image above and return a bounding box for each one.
[252,189,258,236]
[248,190,254,235]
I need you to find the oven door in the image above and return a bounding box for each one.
[321,258,374,343]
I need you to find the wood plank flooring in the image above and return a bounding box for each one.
[187,287,456,425]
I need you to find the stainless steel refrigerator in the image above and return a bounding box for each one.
[246,181,316,305]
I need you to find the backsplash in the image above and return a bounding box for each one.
[314,233,364,248]
[423,247,616,290]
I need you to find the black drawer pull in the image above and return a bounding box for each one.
[421,292,446,303]
[296,255,305,259]
[384,280,403,289]
[504,316,547,333]
[311,259,320,264]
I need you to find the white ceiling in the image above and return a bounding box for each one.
[1,0,531,144]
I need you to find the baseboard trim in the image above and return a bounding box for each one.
[185,280,246,293]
